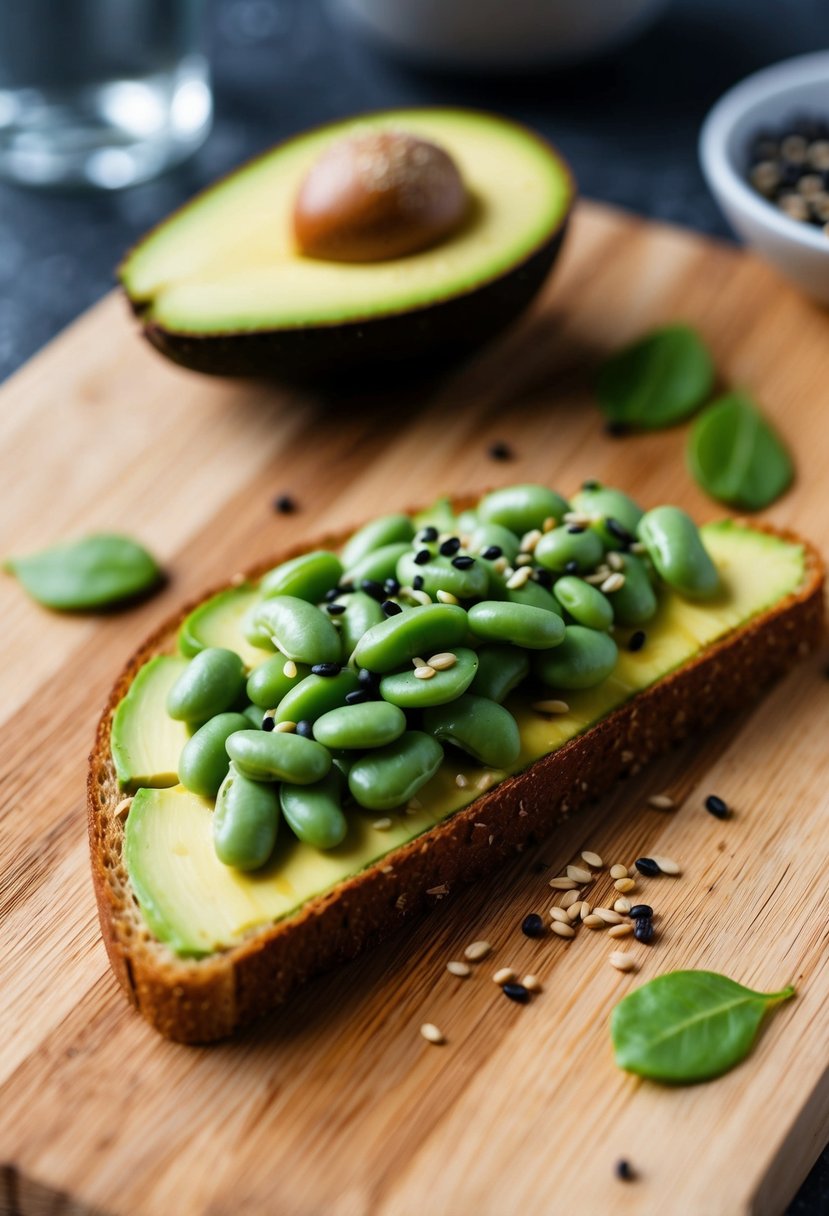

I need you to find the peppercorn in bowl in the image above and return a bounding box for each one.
[699,50,829,305]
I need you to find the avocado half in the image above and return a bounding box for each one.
[120,108,575,382]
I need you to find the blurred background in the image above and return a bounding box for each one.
[0,2,827,1205]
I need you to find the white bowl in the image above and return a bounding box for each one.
[333,0,672,70]
[699,51,829,306]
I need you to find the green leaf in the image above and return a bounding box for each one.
[611,970,795,1084]
[596,325,715,429]
[5,533,162,611]
[688,392,794,511]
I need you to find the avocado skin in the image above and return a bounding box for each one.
[134,220,569,386]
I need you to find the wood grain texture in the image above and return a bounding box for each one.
[1,202,828,1216]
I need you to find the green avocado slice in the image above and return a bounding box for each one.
[111,656,190,791]
[179,584,270,671]
[122,521,807,956]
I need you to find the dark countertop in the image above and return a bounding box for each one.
[2,1,827,1209]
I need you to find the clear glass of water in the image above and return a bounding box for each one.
[0,0,212,190]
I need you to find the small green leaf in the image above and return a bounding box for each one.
[5,533,162,611]
[596,325,715,429]
[688,392,794,511]
[611,970,795,1084]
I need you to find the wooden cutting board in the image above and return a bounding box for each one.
[1,202,828,1216]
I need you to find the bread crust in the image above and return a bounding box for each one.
[87,519,825,1043]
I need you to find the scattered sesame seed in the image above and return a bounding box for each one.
[608,923,634,939]
[520,528,543,553]
[414,665,436,680]
[559,889,581,908]
[600,572,626,594]
[361,578,386,601]
[326,602,346,615]
[564,560,580,575]
[506,566,532,590]
[413,548,431,565]
[295,720,314,739]
[635,857,661,877]
[609,951,637,972]
[412,573,425,590]
[581,850,604,868]
[481,545,503,561]
[629,904,653,919]
[628,630,647,653]
[606,517,634,545]
[567,524,585,535]
[436,589,459,605]
[634,918,655,944]
[384,577,401,595]
[607,551,625,571]
[409,589,432,606]
[549,877,579,890]
[427,884,449,897]
[609,864,628,880]
[616,1160,635,1182]
[705,794,730,819]
[452,555,475,570]
[647,793,676,810]
[613,897,632,914]
[514,553,534,567]
[113,797,132,821]
[583,914,606,928]
[522,974,542,992]
[629,541,646,555]
[382,599,402,616]
[439,537,461,556]
[522,913,545,938]
[429,652,457,670]
[567,902,584,923]
[262,716,276,732]
[273,493,297,514]
[273,720,296,733]
[420,1022,445,1045]
[454,774,469,789]
[566,864,593,883]
[614,877,637,893]
[650,854,682,876]
[373,817,392,831]
[593,907,623,925]
[542,516,556,532]
[488,440,513,461]
[551,921,576,939]
[446,960,471,978]
[345,689,370,705]
[418,526,438,543]
[493,967,518,986]
[549,906,569,923]
[532,698,570,715]
[283,660,298,679]
[464,940,492,962]
[503,982,531,1003]
[477,771,498,792]
[492,556,509,574]
[311,662,341,677]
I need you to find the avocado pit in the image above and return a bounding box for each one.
[293,130,469,263]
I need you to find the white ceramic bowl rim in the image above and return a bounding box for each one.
[699,50,829,255]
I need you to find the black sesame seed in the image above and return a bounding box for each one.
[295,720,314,738]
[628,630,646,652]
[345,689,370,705]
[634,918,655,944]
[273,493,297,514]
[705,794,730,819]
[606,517,634,545]
[384,577,400,595]
[615,1160,635,1182]
[521,912,545,938]
[566,524,585,534]
[564,560,579,575]
[535,568,553,587]
[582,479,601,491]
[326,602,346,615]
[629,904,653,920]
[412,574,425,591]
[488,440,513,461]
[357,667,380,690]
[324,587,341,602]
[311,662,341,677]
[502,982,530,1003]
[635,857,661,877]
[338,580,355,596]
[262,716,275,732]
[413,548,431,565]
[481,545,503,561]
[418,526,439,543]
[439,537,461,557]
[382,599,403,616]
[360,578,386,601]
[605,420,630,438]
[452,555,475,570]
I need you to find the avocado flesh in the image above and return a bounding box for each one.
[121,109,571,334]
[122,522,806,956]
[179,584,270,671]
[111,656,190,791]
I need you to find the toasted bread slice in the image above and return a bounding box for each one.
[88,519,825,1043]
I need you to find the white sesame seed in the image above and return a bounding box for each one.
[607,551,625,571]
[373,818,392,831]
[493,556,509,574]
[567,902,584,922]
[609,951,637,972]
[651,854,682,876]
[429,652,458,671]
[647,793,676,810]
[409,589,433,606]
[455,774,468,788]
[549,906,569,922]
[446,960,471,978]
[427,884,449,897]
[274,720,296,733]
[580,902,593,921]
[420,1022,445,1044]
[580,850,604,868]
[614,897,632,914]
[559,889,581,908]
[593,907,624,925]
[614,877,637,893]
[283,659,298,679]
[514,554,534,567]
[531,699,570,715]
[609,923,634,938]
[610,864,629,880]
[506,566,532,590]
[630,541,647,554]
[549,877,579,890]
[542,516,556,532]
[113,797,133,821]
[412,656,426,668]
[566,864,593,883]
[493,967,518,986]
[414,665,437,680]
[551,921,576,939]
[564,511,597,527]
[476,771,498,792]
[583,914,606,928]
[522,974,543,992]
[520,528,543,553]
[464,940,492,962]
[600,572,626,594]
[436,589,459,605]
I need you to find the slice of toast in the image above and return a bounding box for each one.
[88,518,825,1043]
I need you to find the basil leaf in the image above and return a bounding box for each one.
[5,533,162,611]
[611,970,795,1084]
[688,392,794,510]
[597,325,715,429]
